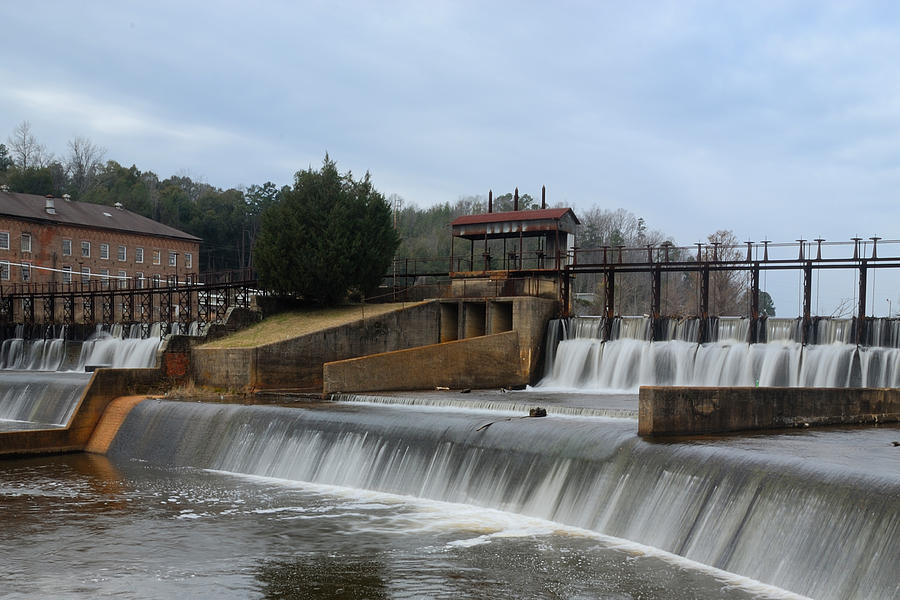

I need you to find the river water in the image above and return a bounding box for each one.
[0,451,805,600]
[1,326,898,599]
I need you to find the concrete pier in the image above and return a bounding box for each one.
[0,369,164,457]
[639,386,900,436]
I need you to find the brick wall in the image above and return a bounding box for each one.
[0,215,199,289]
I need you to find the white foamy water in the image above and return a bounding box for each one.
[106,400,900,600]
[538,316,900,391]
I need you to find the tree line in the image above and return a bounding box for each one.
[0,121,773,314]
[0,121,278,273]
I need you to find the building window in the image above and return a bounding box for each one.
[152,274,160,287]
[118,270,127,289]
[81,241,91,258]
[100,268,109,289]
[136,247,144,263]
[0,232,8,250]
[62,266,72,284]
[100,243,109,260]
[21,262,31,282]
[81,267,90,284]
[0,261,8,280]
[62,239,72,256]
[21,233,32,253]
[136,272,144,289]
[153,250,161,265]
[168,251,177,267]
[185,252,193,269]
[117,245,126,261]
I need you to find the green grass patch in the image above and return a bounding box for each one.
[200,302,423,349]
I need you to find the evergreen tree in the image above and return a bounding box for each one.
[0,143,11,172]
[254,156,399,304]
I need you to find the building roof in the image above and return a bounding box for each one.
[450,207,580,227]
[451,207,580,240]
[0,191,201,242]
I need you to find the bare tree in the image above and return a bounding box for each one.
[66,136,106,197]
[829,297,856,318]
[6,121,50,169]
[706,230,747,316]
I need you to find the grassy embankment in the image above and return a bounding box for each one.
[199,302,422,349]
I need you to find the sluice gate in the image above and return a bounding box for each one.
[566,237,900,344]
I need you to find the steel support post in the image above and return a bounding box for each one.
[749,265,760,343]
[43,296,55,324]
[198,290,209,324]
[122,291,133,323]
[650,266,661,341]
[698,266,710,343]
[0,297,11,323]
[83,295,94,325]
[178,286,192,331]
[856,261,867,345]
[139,290,152,338]
[160,291,172,335]
[63,295,74,325]
[604,268,615,341]
[802,262,813,344]
[24,296,34,325]
[102,293,114,325]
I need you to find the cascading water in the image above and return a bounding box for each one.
[1,322,168,371]
[0,324,69,371]
[0,371,90,429]
[108,399,900,600]
[539,316,900,391]
[77,323,163,369]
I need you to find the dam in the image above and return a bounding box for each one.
[0,325,898,599]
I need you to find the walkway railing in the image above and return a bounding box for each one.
[0,269,258,336]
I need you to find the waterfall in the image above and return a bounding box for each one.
[1,322,164,371]
[107,399,900,600]
[0,327,68,371]
[539,316,900,391]
[0,337,67,370]
[0,372,90,428]
[77,332,161,369]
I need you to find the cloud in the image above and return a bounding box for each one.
[6,85,241,147]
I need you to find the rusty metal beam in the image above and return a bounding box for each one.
[604,268,615,340]
[698,267,710,343]
[802,262,812,344]
[857,261,867,345]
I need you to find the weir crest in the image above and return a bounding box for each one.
[539,315,900,391]
[107,399,900,600]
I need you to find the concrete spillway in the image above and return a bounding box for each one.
[108,398,900,600]
[538,316,900,391]
[0,324,162,372]
[0,371,91,429]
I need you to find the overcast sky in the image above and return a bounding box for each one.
[3,1,900,314]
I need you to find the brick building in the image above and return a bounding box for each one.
[0,189,200,291]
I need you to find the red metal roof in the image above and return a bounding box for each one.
[451,207,579,227]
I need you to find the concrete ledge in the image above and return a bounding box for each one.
[324,331,525,393]
[192,301,441,391]
[0,368,164,457]
[84,395,151,454]
[638,386,900,436]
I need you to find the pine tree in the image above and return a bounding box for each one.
[254,156,399,304]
